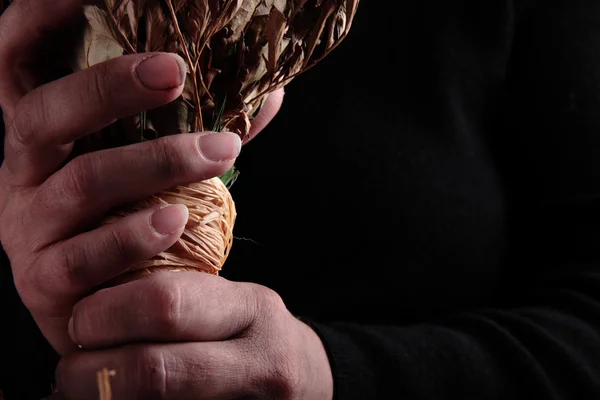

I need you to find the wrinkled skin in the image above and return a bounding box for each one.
[0,1,332,399]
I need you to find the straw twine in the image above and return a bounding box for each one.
[102,177,236,283]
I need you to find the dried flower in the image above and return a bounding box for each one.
[77,0,359,140]
[0,0,360,276]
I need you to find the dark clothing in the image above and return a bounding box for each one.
[3,0,600,398]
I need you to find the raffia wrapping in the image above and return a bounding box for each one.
[103,179,236,280]
[0,0,360,278]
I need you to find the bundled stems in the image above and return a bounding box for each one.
[0,0,361,276]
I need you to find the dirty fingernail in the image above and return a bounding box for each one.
[136,53,186,90]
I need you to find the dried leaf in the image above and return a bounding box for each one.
[266,7,286,77]
[75,0,360,140]
[226,0,262,45]
[75,6,124,70]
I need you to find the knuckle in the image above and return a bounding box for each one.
[15,253,60,312]
[150,277,184,335]
[52,242,87,290]
[86,63,112,106]
[150,138,188,180]
[262,345,302,400]
[9,86,52,151]
[241,284,287,334]
[254,284,286,315]
[102,226,132,262]
[61,155,96,204]
[137,347,170,399]
[7,119,29,153]
[230,284,267,334]
[246,285,300,399]
[8,109,34,153]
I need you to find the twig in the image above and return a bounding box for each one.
[103,0,136,54]
[164,0,204,131]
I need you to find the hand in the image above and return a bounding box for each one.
[56,271,334,400]
[0,0,283,356]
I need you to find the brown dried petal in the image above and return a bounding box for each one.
[225,0,262,45]
[266,6,286,77]
[76,6,124,70]
[78,0,359,137]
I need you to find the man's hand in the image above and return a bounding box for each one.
[0,0,282,356]
[57,271,334,400]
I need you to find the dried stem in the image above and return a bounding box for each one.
[103,1,136,54]
[164,0,204,131]
[76,0,360,139]
[247,26,353,108]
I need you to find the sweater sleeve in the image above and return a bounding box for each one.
[308,265,600,399]
[307,2,600,399]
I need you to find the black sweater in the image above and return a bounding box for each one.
[3,0,600,399]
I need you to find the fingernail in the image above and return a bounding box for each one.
[136,53,187,90]
[198,132,242,162]
[151,204,189,235]
[68,316,75,341]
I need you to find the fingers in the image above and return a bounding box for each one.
[4,53,187,186]
[39,204,189,298]
[56,342,265,400]
[22,204,188,354]
[30,131,240,250]
[68,271,272,348]
[245,88,285,144]
[0,0,84,108]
